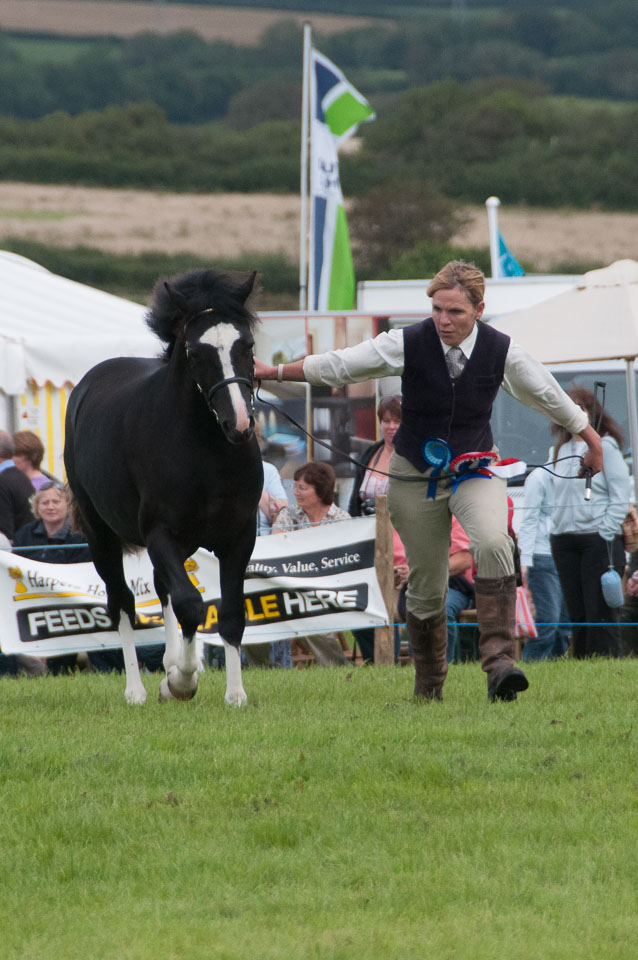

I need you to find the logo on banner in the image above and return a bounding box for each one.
[185,557,204,594]
[199,583,369,634]
[9,566,27,596]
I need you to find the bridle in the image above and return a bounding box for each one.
[181,307,255,421]
[204,375,254,410]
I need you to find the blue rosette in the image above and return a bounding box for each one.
[422,438,453,499]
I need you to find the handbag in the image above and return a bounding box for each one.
[514,586,537,641]
[622,505,638,553]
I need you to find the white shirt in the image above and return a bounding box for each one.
[303,324,588,438]
[550,435,631,541]
[258,460,287,536]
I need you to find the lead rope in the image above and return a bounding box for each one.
[254,380,586,485]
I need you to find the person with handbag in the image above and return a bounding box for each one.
[550,387,631,658]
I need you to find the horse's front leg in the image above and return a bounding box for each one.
[158,598,200,702]
[147,534,202,702]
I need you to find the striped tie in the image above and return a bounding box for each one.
[446,346,466,380]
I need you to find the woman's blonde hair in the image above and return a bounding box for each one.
[426,260,486,308]
[30,482,70,519]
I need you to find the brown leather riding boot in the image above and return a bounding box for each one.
[407,609,448,700]
[474,575,529,702]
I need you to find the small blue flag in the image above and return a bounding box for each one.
[498,232,525,277]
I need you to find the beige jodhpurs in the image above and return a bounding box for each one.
[387,451,515,620]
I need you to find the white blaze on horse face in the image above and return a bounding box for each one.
[200,322,251,433]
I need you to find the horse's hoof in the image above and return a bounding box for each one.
[224,689,248,707]
[125,685,147,705]
[166,666,198,701]
[158,677,175,702]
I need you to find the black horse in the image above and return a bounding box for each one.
[64,269,263,706]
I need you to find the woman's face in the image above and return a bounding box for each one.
[431,286,484,347]
[37,490,68,529]
[293,477,322,512]
[380,412,401,447]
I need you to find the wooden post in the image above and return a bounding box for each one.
[373,494,395,664]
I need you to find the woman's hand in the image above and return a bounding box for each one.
[578,424,604,476]
[254,358,276,380]
[626,571,638,598]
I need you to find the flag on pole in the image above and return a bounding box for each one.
[309,49,374,311]
[498,231,525,277]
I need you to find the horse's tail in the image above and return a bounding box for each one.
[67,485,89,537]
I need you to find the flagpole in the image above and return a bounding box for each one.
[485,195,501,279]
[299,22,312,310]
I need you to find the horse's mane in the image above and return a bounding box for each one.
[145,269,258,356]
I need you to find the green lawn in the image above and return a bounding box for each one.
[2,658,637,959]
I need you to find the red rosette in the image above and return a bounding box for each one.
[449,450,498,474]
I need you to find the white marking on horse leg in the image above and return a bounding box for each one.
[200,322,251,432]
[161,595,199,701]
[120,616,146,705]
[162,599,180,672]
[223,640,247,707]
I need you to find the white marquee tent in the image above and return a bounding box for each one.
[0,249,156,395]
[0,249,159,477]
[491,259,638,498]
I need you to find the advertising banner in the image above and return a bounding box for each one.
[2,518,388,657]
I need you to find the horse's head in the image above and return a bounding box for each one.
[149,270,259,444]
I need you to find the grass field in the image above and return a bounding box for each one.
[2,658,637,959]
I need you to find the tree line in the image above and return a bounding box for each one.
[1,81,636,212]
[2,1,638,124]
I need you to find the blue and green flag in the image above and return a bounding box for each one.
[309,49,374,311]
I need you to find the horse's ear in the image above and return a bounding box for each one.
[235,271,258,305]
[164,282,191,317]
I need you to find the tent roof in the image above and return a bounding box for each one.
[490,259,638,364]
[0,250,160,393]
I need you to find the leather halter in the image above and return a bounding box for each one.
[181,308,255,416]
[205,375,254,408]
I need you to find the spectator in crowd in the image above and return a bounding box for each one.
[13,481,90,564]
[246,450,291,668]
[272,461,350,666]
[0,430,35,543]
[10,480,90,676]
[349,394,402,518]
[255,259,603,701]
[13,430,58,491]
[258,461,289,537]
[550,386,630,659]
[348,394,407,663]
[518,454,571,660]
[621,552,638,656]
[445,517,475,662]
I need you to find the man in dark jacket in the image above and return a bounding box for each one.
[0,430,35,542]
